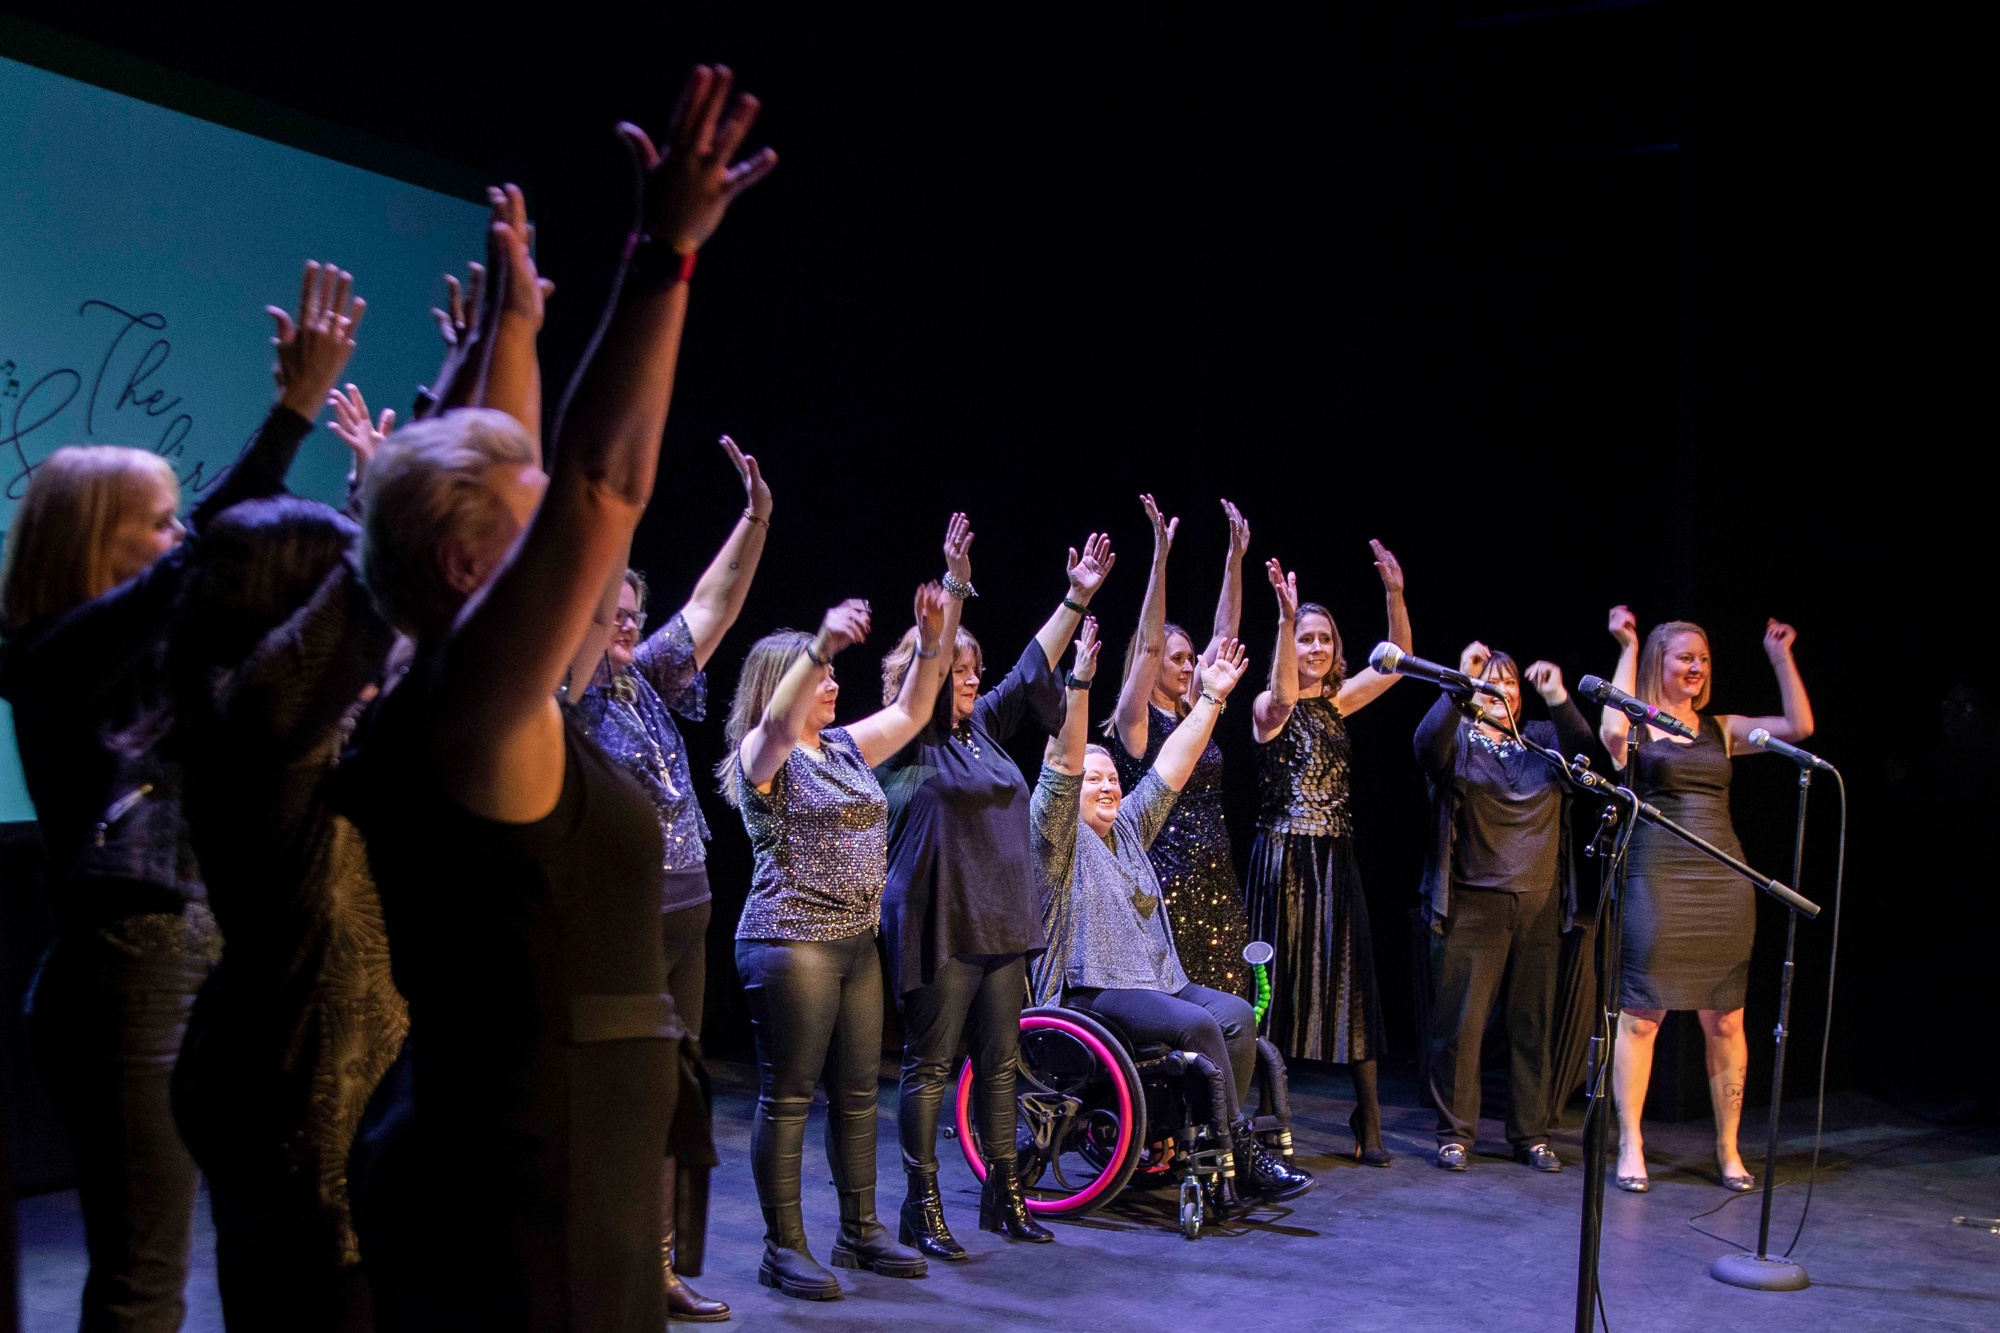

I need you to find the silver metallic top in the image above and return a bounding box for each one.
[1029,765,1189,1003]
[574,611,712,876]
[735,726,889,942]
[1256,694,1354,838]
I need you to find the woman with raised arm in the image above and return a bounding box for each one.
[1032,628,1314,1207]
[0,260,361,1331]
[1108,495,1256,999]
[1244,543,1410,1167]
[876,516,1112,1258]
[332,67,776,1332]
[723,586,950,1300]
[1596,607,1815,1194]
[1416,644,1598,1175]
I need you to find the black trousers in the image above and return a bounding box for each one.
[734,932,884,1228]
[898,953,1025,1174]
[208,1185,372,1333]
[662,898,710,1039]
[1428,885,1561,1149]
[1069,983,1257,1124]
[27,908,216,1333]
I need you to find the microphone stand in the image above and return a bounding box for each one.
[1478,701,1820,1330]
[1710,762,1814,1291]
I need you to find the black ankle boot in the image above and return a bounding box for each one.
[898,1170,968,1261]
[978,1162,1054,1242]
[1234,1118,1316,1201]
[757,1206,842,1301]
[831,1191,928,1278]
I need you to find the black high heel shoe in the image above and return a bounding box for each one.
[898,1170,968,1262]
[1349,1108,1392,1168]
[978,1163,1054,1242]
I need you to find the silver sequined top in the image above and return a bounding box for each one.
[734,726,889,942]
[574,612,712,877]
[1029,765,1189,1003]
[1256,695,1354,838]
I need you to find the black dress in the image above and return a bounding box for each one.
[1619,715,1754,1012]
[336,664,676,1333]
[1244,695,1386,1064]
[1113,703,1254,1000]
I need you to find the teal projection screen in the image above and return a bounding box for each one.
[0,52,488,822]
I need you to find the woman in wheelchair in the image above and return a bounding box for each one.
[1029,621,1314,1206]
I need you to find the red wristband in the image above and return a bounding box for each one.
[625,233,697,289]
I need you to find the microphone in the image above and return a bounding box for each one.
[1369,643,1505,698]
[1748,727,1833,772]
[1576,674,1696,740]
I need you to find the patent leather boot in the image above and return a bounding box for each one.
[978,1162,1054,1242]
[898,1169,968,1261]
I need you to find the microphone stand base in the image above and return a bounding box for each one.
[1710,1253,1810,1291]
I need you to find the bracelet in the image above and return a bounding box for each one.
[1065,672,1094,691]
[1199,689,1227,712]
[804,641,831,668]
[942,573,978,600]
[914,641,940,660]
[1062,594,1089,614]
[742,508,770,529]
[625,233,698,291]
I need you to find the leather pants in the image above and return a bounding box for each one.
[898,953,1026,1172]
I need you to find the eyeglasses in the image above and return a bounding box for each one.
[613,608,648,631]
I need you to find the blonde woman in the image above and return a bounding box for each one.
[1597,607,1814,1194]
[0,260,361,1330]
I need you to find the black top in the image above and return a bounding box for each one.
[0,405,311,919]
[876,638,1061,995]
[1414,689,1598,926]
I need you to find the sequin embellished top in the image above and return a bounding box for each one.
[575,612,712,897]
[1256,694,1353,838]
[735,726,890,942]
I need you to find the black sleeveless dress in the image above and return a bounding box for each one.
[1619,715,1754,1012]
[336,661,677,1333]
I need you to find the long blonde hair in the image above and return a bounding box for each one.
[1636,620,1712,711]
[714,629,814,807]
[0,446,178,635]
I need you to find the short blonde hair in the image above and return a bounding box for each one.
[359,408,536,636]
[881,623,978,731]
[1637,620,1712,711]
[1,446,178,634]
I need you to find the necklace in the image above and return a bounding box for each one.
[951,722,984,759]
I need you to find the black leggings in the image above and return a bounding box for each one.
[898,953,1026,1174]
[1069,983,1257,1124]
[734,932,884,1222]
[662,898,710,1039]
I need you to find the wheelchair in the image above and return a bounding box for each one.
[951,946,1297,1241]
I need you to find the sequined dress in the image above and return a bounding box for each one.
[1245,694,1386,1063]
[1113,704,1253,1000]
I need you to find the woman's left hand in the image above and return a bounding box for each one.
[942,511,974,585]
[1072,616,1101,682]
[1370,539,1404,595]
[1200,638,1251,700]
[1066,531,1116,602]
[1223,499,1251,561]
[722,434,771,521]
[915,582,949,646]
[1764,618,1798,660]
[1525,660,1567,704]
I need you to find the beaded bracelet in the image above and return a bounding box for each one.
[914,641,940,660]
[942,573,978,600]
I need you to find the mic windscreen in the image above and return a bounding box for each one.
[1369,642,1402,673]
[1748,727,1772,748]
[1577,674,1610,701]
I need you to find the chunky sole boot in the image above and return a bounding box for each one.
[832,1192,928,1279]
[758,1244,842,1301]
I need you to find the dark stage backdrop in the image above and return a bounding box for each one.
[0,3,1985,1114]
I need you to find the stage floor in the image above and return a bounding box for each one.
[16,1065,1999,1331]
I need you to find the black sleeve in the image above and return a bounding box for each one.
[1547,697,1600,768]
[189,404,314,534]
[1413,689,1466,776]
[973,638,1064,744]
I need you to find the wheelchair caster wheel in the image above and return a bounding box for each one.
[1179,1176,1204,1240]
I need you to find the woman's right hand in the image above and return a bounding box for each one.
[1072,616,1101,681]
[814,598,872,660]
[268,261,366,419]
[914,583,948,649]
[1223,499,1251,562]
[1141,493,1179,556]
[1459,641,1491,678]
[1267,558,1298,622]
[1200,638,1251,699]
[328,384,394,474]
[943,511,974,585]
[620,64,779,258]
[1608,605,1639,649]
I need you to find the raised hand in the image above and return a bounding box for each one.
[1066,532,1116,601]
[267,261,365,419]
[487,183,554,329]
[1370,539,1404,595]
[942,512,974,585]
[722,434,771,520]
[1141,494,1179,555]
[1200,638,1251,699]
[1267,558,1299,622]
[914,583,949,646]
[328,383,394,474]
[619,64,779,257]
[1072,615,1102,681]
[1525,660,1567,704]
[1763,618,1798,660]
[431,263,484,350]
[814,598,872,659]
[1459,641,1492,679]
[1223,499,1251,561]
[1608,605,1638,648]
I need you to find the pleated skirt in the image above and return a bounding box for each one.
[1245,829,1386,1064]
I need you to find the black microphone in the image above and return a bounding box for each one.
[1748,727,1833,772]
[1369,643,1505,698]
[1576,674,1696,740]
